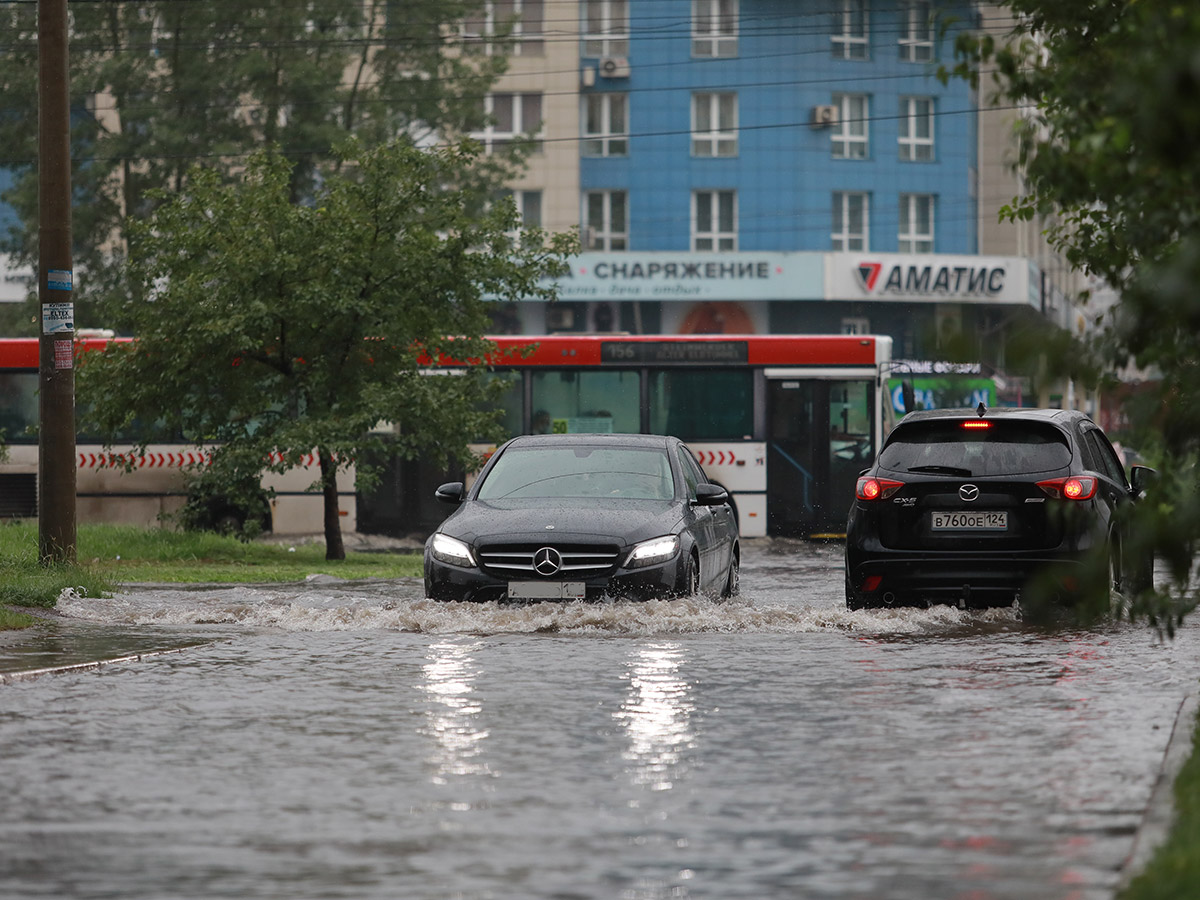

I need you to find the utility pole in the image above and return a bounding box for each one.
[38,0,76,564]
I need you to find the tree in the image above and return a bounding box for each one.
[948,2,1200,628]
[0,0,516,335]
[78,140,575,559]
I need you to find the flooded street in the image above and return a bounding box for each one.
[2,540,1197,900]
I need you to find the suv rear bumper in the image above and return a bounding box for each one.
[844,546,1096,609]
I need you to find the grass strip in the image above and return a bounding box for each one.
[1119,705,1200,900]
[0,521,422,628]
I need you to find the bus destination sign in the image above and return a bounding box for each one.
[601,340,749,365]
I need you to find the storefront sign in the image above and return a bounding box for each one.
[546,252,824,302]
[826,253,1033,306]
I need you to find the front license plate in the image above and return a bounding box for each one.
[931,510,1008,531]
[508,581,586,600]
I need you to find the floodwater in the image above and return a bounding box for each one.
[1,540,1197,900]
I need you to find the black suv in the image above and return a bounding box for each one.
[845,407,1154,609]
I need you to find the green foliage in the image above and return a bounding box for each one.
[0,523,420,603]
[0,523,114,609]
[174,465,272,542]
[77,140,575,560]
[0,0,513,332]
[950,1,1200,622]
[0,607,36,631]
[1119,706,1200,899]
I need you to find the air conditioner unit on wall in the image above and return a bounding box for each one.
[598,56,631,79]
[810,105,839,128]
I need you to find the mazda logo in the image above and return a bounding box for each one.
[533,547,562,576]
[959,484,980,502]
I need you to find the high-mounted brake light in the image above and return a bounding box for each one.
[1036,476,1098,501]
[856,477,905,501]
[960,421,992,430]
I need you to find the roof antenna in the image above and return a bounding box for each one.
[976,401,987,418]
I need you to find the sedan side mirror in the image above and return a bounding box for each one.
[1130,465,1157,497]
[435,482,465,504]
[693,483,730,506]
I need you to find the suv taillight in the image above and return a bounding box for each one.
[856,477,905,501]
[1036,476,1098,501]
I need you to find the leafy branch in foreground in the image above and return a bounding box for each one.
[947,1,1200,628]
[79,140,576,560]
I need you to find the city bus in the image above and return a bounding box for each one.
[361,333,894,539]
[0,336,354,533]
[3,333,892,539]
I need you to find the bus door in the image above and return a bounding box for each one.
[766,378,818,535]
[766,377,875,537]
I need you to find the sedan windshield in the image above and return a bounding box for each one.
[477,446,675,500]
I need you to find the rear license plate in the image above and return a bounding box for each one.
[931,510,1008,531]
[508,581,586,600]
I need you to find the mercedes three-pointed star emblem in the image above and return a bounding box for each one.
[533,546,562,576]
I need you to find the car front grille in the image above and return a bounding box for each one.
[477,543,622,577]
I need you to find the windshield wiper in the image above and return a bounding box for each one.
[906,464,973,476]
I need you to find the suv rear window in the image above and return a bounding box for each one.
[878,420,1071,477]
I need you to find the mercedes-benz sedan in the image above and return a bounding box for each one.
[424,433,740,602]
[845,407,1154,609]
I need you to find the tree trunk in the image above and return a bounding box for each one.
[319,449,345,561]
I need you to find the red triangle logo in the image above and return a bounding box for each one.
[856,262,882,292]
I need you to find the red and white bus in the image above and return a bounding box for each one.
[0,336,355,534]
[3,333,893,539]
[362,333,894,538]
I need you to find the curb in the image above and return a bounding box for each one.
[0,645,202,685]
[1118,691,1199,890]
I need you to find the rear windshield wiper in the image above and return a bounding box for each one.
[906,464,974,476]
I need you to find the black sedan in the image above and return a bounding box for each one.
[424,433,740,602]
[845,407,1154,609]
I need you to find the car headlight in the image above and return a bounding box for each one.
[430,533,476,568]
[625,535,680,568]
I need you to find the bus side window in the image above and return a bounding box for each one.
[0,372,39,442]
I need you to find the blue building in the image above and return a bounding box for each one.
[580,0,977,256]
[504,0,1069,394]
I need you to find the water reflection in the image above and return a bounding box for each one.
[615,642,695,791]
[418,639,492,784]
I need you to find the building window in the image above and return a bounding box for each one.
[899,97,934,161]
[899,0,934,62]
[583,0,629,58]
[498,189,542,243]
[692,190,737,251]
[831,0,868,59]
[582,93,628,157]
[692,0,737,58]
[584,191,628,250]
[841,317,871,335]
[831,94,868,159]
[472,93,543,154]
[832,192,869,251]
[898,194,934,252]
[692,92,737,157]
[462,0,545,57]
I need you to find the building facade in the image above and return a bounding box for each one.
[487,0,1086,410]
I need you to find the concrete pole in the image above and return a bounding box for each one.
[38,0,76,564]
